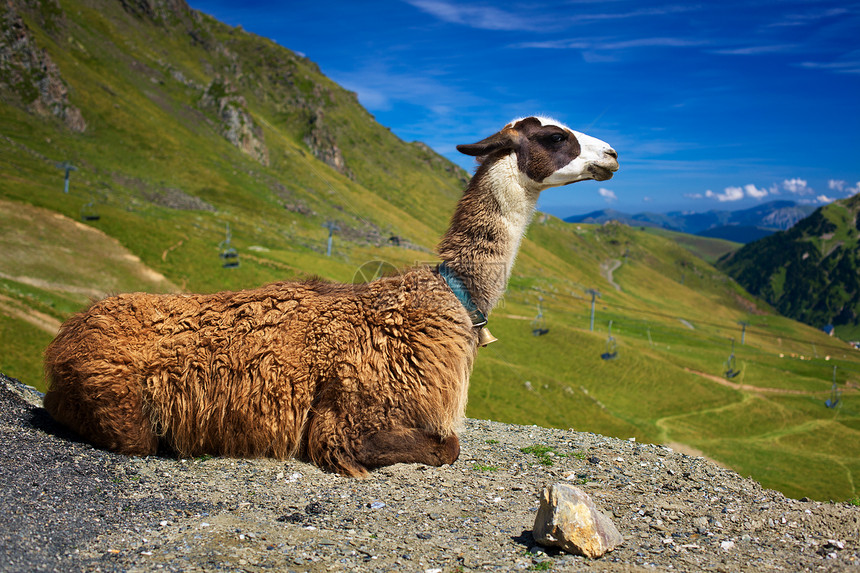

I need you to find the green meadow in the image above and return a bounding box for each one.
[1,0,859,502]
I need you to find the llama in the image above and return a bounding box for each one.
[43,116,618,477]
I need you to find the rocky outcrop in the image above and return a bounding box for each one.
[303,108,351,177]
[2,372,859,572]
[118,0,196,26]
[142,186,216,211]
[761,206,816,230]
[200,77,269,165]
[0,2,86,132]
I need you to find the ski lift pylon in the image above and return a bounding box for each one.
[826,366,841,409]
[531,296,549,336]
[600,320,618,360]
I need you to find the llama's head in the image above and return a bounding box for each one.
[456,116,618,192]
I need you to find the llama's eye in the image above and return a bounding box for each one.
[549,133,566,143]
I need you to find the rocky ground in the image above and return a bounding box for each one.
[1,372,858,573]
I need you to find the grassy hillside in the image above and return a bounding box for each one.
[641,226,742,264]
[1,0,859,501]
[719,195,860,341]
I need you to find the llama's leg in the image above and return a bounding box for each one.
[304,410,371,478]
[305,408,460,476]
[354,428,460,470]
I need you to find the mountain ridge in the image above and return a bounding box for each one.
[564,200,817,243]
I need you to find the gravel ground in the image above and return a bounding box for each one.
[2,372,859,572]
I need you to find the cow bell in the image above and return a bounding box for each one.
[478,326,498,347]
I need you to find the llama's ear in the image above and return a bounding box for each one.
[456,129,519,157]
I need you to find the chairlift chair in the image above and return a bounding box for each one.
[80,201,100,221]
[531,296,549,336]
[218,223,240,269]
[220,247,239,268]
[600,320,618,360]
[724,338,740,379]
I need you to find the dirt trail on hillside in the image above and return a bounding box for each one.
[685,367,834,396]
[0,199,179,330]
[0,293,60,334]
[0,199,177,296]
[601,259,622,292]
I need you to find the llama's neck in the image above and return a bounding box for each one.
[437,154,539,315]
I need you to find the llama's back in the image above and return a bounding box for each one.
[43,288,317,458]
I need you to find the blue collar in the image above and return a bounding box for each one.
[437,262,488,328]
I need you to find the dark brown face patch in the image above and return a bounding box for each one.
[509,118,582,182]
[456,117,582,183]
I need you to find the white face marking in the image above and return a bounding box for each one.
[508,116,619,190]
[543,129,617,187]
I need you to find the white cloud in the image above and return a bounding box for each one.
[798,60,860,75]
[404,0,542,31]
[712,44,797,56]
[695,179,845,203]
[332,63,483,115]
[782,178,812,194]
[829,179,860,194]
[516,37,707,52]
[743,184,768,199]
[706,186,745,202]
[599,188,617,202]
[770,8,849,27]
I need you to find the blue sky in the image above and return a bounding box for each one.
[187,0,859,217]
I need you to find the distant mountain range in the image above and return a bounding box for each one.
[717,194,860,339]
[564,200,817,243]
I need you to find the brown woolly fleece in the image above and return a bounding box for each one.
[44,271,474,477]
[43,117,618,477]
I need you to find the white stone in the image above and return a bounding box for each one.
[533,483,623,558]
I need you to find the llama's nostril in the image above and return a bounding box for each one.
[606,148,618,159]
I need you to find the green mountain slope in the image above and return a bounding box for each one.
[2,0,860,501]
[718,194,860,341]
[641,227,742,264]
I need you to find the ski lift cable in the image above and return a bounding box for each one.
[255,114,377,231]
[510,288,859,356]
[501,298,860,387]
[509,295,860,376]
[512,287,812,339]
[506,285,859,358]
